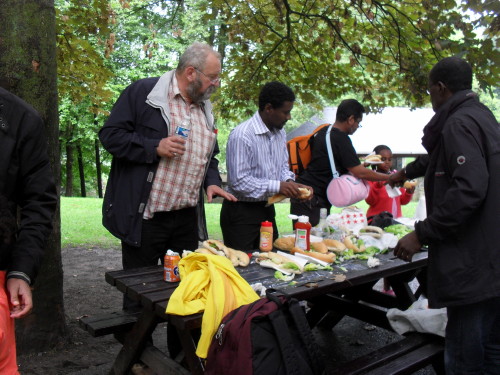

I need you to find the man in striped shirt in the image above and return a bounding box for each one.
[221,82,313,251]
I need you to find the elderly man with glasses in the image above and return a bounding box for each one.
[99,42,236,312]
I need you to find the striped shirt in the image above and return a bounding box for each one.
[143,75,216,218]
[226,112,295,202]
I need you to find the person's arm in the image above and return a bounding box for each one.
[204,139,237,202]
[400,188,414,205]
[348,164,390,182]
[7,279,32,318]
[98,81,163,164]
[8,111,57,286]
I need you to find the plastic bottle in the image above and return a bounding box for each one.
[259,221,273,252]
[312,208,328,237]
[288,215,311,251]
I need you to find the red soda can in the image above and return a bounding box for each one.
[164,250,180,282]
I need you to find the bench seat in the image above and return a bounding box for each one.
[78,310,140,337]
[330,332,445,375]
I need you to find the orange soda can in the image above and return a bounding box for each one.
[164,250,180,282]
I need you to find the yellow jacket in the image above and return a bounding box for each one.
[166,253,259,358]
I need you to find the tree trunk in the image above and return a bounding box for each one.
[95,138,103,198]
[65,142,74,197]
[0,0,67,353]
[76,142,86,197]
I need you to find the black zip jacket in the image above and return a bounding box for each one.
[99,72,222,246]
[406,91,500,308]
[0,87,57,284]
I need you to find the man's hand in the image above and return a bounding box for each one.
[156,136,186,158]
[388,169,406,188]
[206,185,237,203]
[279,181,313,199]
[393,231,421,262]
[6,278,33,319]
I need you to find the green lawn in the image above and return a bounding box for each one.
[61,197,416,248]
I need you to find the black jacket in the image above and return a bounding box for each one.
[0,87,57,284]
[406,91,500,308]
[99,71,222,246]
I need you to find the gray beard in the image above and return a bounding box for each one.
[187,78,217,104]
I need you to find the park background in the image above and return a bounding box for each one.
[0,0,498,362]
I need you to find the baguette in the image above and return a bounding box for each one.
[344,236,365,253]
[267,188,311,206]
[290,247,336,263]
[231,249,250,267]
[310,241,328,254]
[273,236,295,251]
[322,239,346,254]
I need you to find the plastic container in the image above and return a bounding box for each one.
[289,215,311,251]
[312,208,328,237]
[259,221,274,252]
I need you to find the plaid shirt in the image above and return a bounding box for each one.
[144,76,216,218]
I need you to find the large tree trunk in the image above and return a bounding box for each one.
[65,142,74,197]
[77,142,86,197]
[95,138,103,198]
[0,0,67,353]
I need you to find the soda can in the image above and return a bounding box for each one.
[164,251,180,282]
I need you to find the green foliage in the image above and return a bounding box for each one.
[55,0,499,196]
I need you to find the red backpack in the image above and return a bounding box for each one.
[287,123,330,177]
[204,289,325,375]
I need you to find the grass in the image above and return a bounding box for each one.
[61,197,417,247]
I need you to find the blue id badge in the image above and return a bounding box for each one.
[175,125,190,139]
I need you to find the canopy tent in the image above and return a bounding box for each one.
[287,107,434,157]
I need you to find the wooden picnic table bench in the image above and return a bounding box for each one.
[80,251,441,375]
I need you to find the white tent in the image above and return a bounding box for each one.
[288,107,435,156]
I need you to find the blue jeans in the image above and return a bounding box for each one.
[445,296,500,375]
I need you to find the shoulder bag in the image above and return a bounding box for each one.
[325,126,370,207]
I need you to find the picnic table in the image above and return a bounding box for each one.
[81,250,442,375]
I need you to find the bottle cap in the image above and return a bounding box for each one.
[261,221,273,227]
[298,215,309,223]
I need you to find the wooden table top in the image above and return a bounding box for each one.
[105,251,428,321]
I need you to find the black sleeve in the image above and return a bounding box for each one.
[10,111,57,284]
[204,139,222,189]
[405,155,429,179]
[99,79,161,164]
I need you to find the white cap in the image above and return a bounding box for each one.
[298,215,309,223]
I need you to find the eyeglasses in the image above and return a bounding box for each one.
[194,68,221,85]
[356,118,363,128]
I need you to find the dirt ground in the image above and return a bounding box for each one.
[16,247,436,375]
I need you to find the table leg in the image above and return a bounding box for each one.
[109,309,159,375]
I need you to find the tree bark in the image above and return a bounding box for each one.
[77,142,86,197]
[65,142,74,197]
[0,0,67,353]
[95,138,103,198]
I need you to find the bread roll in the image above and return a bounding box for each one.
[310,241,328,254]
[290,247,336,263]
[404,180,417,189]
[273,236,295,251]
[267,188,311,206]
[323,239,346,253]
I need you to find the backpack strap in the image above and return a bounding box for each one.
[287,299,325,375]
[268,303,306,375]
[325,125,339,179]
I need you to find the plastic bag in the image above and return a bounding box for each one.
[387,298,447,337]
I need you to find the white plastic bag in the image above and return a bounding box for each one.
[387,298,447,337]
